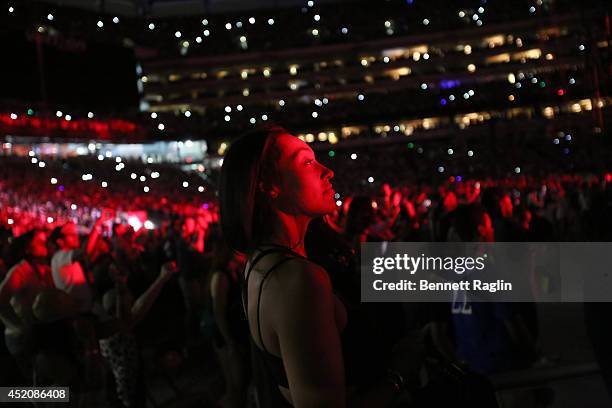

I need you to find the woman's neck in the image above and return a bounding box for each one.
[263,212,311,257]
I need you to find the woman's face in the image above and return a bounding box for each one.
[268,134,336,217]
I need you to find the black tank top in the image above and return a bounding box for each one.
[243,246,385,396]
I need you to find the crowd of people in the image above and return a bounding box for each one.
[0,126,611,407]
[0,154,215,236]
[1,0,609,404]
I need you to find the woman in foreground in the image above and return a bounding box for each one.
[219,126,411,407]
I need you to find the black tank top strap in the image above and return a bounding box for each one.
[243,246,305,352]
[256,256,295,355]
[243,247,290,314]
[242,246,303,318]
[244,247,290,284]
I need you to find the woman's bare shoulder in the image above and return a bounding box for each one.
[273,257,332,298]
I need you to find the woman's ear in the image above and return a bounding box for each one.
[259,181,280,199]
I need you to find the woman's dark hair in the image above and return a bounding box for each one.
[219,125,289,253]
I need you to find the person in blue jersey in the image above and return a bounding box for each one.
[447,203,538,374]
